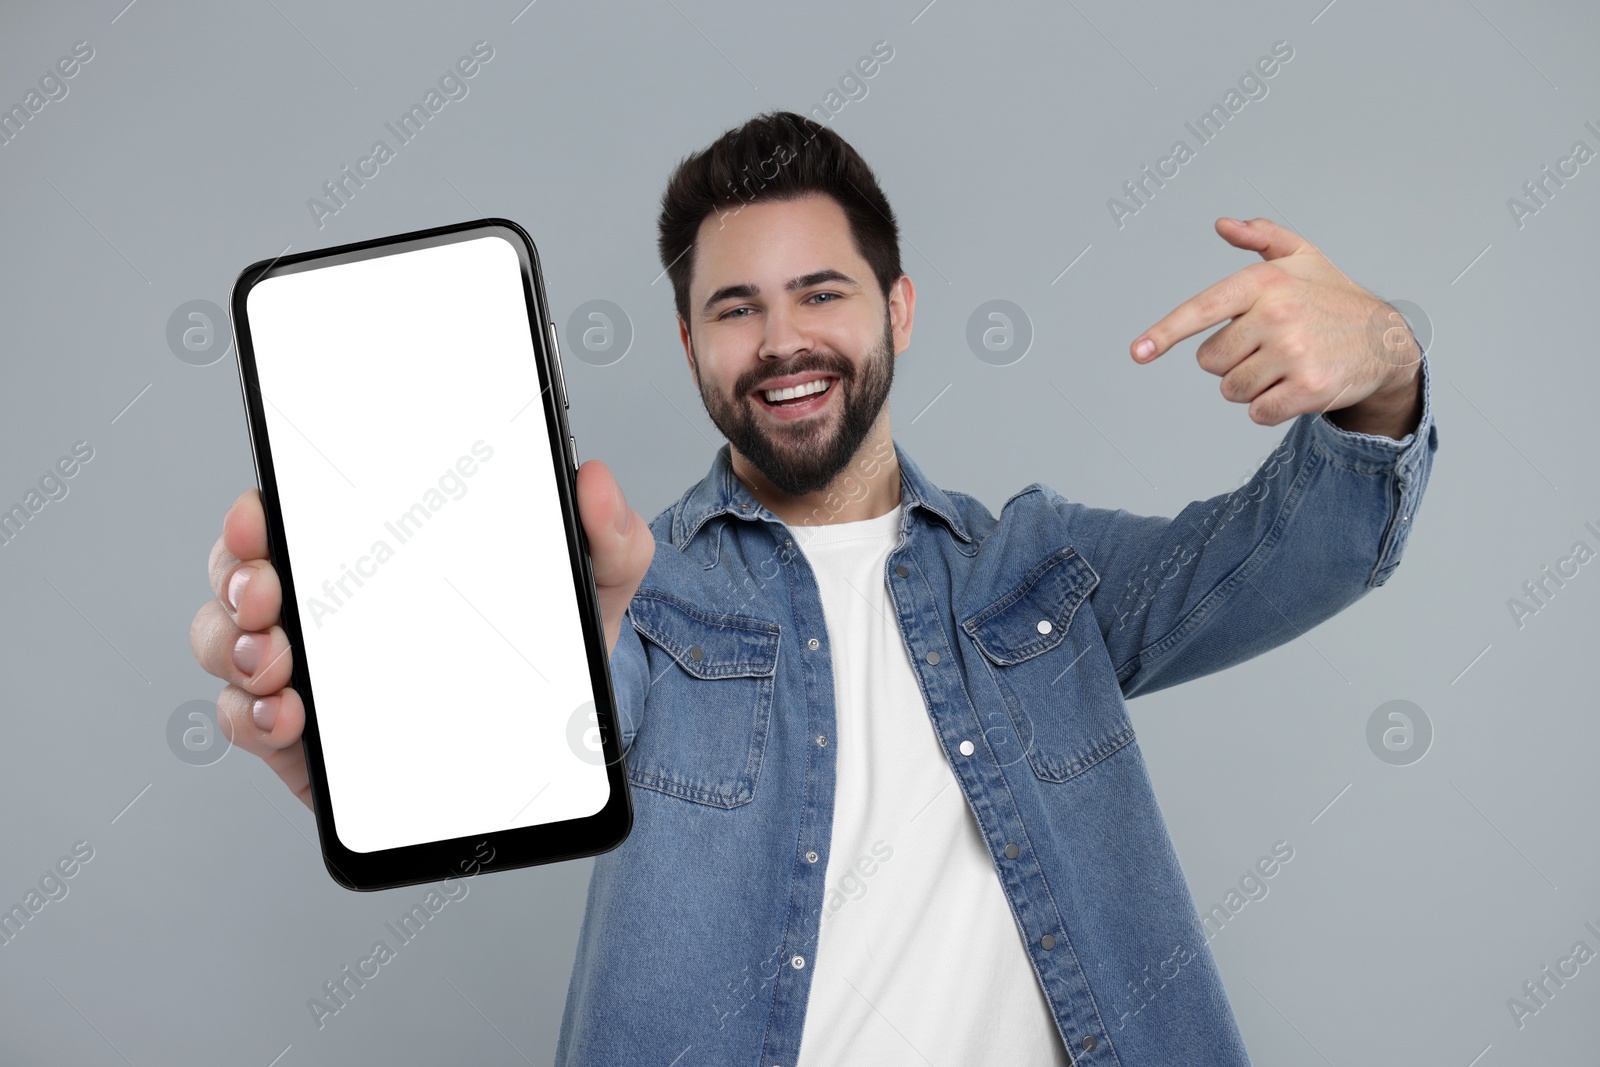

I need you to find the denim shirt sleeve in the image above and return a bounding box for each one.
[608,602,651,749]
[1048,348,1439,700]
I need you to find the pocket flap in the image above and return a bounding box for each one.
[963,547,1099,665]
[628,591,781,679]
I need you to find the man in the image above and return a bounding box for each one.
[192,110,1437,1065]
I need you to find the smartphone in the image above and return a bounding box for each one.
[229,218,631,891]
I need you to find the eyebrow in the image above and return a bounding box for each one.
[700,269,861,315]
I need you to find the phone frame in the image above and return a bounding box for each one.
[229,217,632,892]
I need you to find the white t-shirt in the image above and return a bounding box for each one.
[789,504,1071,1067]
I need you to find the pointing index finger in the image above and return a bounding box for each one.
[1131,265,1271,363]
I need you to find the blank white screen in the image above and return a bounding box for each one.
[245,234,609,854]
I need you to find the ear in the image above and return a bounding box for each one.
[677,314,697,384]
[887,274,916,357]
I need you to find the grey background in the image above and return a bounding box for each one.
[1,0,1595,1063]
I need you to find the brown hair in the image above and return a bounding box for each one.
[656,110,903,322]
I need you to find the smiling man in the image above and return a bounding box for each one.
[194,110,1438,1065]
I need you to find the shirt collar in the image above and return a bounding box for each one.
[670,440,974,550]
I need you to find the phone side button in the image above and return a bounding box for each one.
[568,435,579,472]
[549,322,570,408]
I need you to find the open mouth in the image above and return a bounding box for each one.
[754,376,837,414]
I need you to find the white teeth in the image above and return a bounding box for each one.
[763,379,830,403]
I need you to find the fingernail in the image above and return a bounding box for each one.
[225,567,250,613]
[233,633,265,676]
[612,474,631,535]
[252,695,278,731]
[1134,338,1156,360]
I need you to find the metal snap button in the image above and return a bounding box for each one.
[925,650,941,665]
[1037,619,1053,635]
[807,637,820,650]
[895,565,910,578]
[1082,1034,1097,1052]
[806,850,818,863]
[1004,843,1019,860]
[1041,934,1056,950]
[959,740,975,756]
[791,955,805,969]
[689,645,704,661]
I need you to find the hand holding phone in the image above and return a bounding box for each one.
[189,219,652,890]
[190,457,654,809]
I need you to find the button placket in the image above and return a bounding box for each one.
[758,554,839,1067]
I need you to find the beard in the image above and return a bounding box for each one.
[697,315,895,498]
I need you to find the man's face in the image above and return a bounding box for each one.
[679,194,911,498]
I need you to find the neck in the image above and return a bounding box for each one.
[730,417,901,528]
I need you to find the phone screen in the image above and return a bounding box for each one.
[242,232,609,855]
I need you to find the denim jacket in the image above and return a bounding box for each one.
[556,352,1438,1066]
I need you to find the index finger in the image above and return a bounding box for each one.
[208,488,269,600]
[1132,264,1271,363]
[224,488,269,561]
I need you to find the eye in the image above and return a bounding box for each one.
[717,306,755,320]
[806,292,840,305]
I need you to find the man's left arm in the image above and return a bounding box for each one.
[1322,330,1426,441]
[1065,217,1443,698]
[1059,346,1437,700]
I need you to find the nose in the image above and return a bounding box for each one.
[759,299,813,361]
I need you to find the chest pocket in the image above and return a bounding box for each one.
[962,546,1134,783]
[625,590,782,809]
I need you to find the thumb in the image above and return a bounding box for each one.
[576,459,654,658]
[1216,216,1311,261]
[576,457,653,592]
